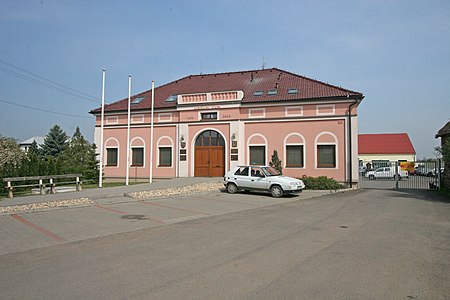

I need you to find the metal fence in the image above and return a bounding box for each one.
[359,161,441,190]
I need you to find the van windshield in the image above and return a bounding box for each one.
[262,167,280,176]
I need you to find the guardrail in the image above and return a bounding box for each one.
[3,174,82,199]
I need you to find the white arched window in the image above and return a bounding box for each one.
[105,137,119,167]
[284,133,306,168]
[157,136,174,167]
[247,134,268,165]
[130,137,145,167]
[315,132,338,169]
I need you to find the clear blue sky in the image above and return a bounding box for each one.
[1,0,449,159]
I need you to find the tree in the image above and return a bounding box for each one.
[0,136,26,178]
[40,125,68,158]
[269,149,282,174]
[62,127,99,182]
[435,139,450,162]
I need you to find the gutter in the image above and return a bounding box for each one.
[347,97,361,188]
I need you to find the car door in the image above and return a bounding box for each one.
[232,166,252,188]
[247,167,268,190]
[374,168,386,178]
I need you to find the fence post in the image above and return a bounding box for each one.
[76,177,82,192]
[395,161,399,189]
[7,181,13,198]
[50,178,56,194]
[39,179,44,195]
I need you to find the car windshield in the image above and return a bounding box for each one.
[262,167,280,176]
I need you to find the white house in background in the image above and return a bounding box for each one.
[19,136,45,152]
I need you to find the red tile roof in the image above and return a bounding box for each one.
[358,133,416,155]
[90,68,363,113]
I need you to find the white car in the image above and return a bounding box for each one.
[364,166,408,180]
[223,166,305,198]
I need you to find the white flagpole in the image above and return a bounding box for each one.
[99,69,106,188]
[149,80,155,183]
[126,75,132,186]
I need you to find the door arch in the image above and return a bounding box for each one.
[194,130,225,177]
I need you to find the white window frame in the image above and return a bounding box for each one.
[314,132,338,169]
[285,106,304,117]
[106,116,118,125]
[104,137,119,168]
[131,114,144,124]
[158,113,172,122]
[283,133,306,169]
[316,104,335,116]
[247,133,268,166]
[156,136,174,168]
[248,108,265,119]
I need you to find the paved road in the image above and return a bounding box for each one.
[1,188,449,299]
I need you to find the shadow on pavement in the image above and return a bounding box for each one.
[385,189,450,203]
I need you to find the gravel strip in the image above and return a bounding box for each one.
[0,198,94,214]
[129,182,224,199]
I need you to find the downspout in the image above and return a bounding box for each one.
[347,97,359,188]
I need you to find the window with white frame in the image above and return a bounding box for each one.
[317,145,336,168]
[159,147,172,167]
[106,148,118,166]
[201,112,217,121]
[249,146,265,165]
[131,148,144,166]
[286,145,304,167]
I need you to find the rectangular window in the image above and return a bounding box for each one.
[159,147,172,167]
[201,112,217,120]
[131,148,144,167]
[286,145,304,167]
[317,145,336,168]
[234,166,249,176]
[249,146,265,165]
[106,148,118,166]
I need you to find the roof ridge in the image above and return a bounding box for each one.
[185,67,277,78]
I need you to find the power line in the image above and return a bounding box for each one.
[0,58,100,100]
[0,59,100,103]
[0,98,91,119]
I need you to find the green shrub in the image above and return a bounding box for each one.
[299,175,344,190]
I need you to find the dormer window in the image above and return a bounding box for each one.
[165,94,177,102]
[131,96,145,105]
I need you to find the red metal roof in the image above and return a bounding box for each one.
[90,68,363,114]
[358,133,416,155]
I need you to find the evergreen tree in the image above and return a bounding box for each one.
[40,125,68,158]
[29,141,39,156]
[62,127,99,182]
[269,149,283,174]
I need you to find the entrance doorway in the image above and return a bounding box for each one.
[194,130,225,177]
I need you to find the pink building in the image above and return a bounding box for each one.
[90,68,364,184]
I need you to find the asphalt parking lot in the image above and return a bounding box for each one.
[1,187,449,299]
[0,179,336,255]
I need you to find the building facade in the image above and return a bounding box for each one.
[358,133,416,169]
[90,68,364,183]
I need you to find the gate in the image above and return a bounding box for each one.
[359,161,441,190]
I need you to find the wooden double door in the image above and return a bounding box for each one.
[194,130,225,177]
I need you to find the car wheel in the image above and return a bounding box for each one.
[369,174,375,180]
[227,183,238,194]
[270,185,283,198]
